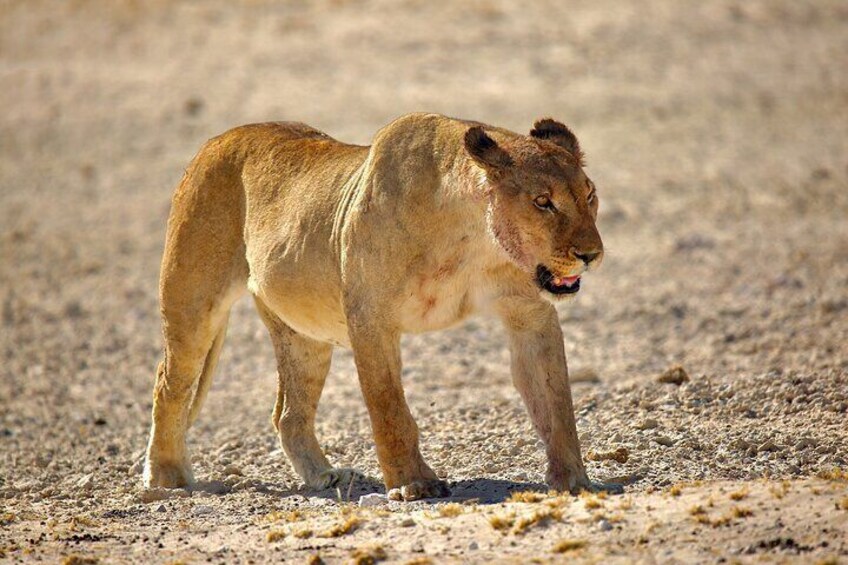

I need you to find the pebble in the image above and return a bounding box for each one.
[399,517,416,527]
[757,440,778,452]
[358,493,388,508]
[658,366,690,385]
[468,541,479,550]
[654,436,675,447]
[597,519,613,532]
[192,505,214,516]
[223,464,243,476]
[156,504,166,513]
[636,419,659,430]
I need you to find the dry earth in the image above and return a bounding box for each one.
[1,0,848,563]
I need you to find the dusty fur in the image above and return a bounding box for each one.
[143,113,604,499]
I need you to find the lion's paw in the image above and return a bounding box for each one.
[143,459,194,490]
[312,467,365,490]
[387,479,451,502]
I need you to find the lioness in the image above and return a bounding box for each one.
[144,113,604,500]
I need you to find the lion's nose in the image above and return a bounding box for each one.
[574,250,601,265]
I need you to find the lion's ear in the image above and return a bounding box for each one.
[465,126,512,171]
[530,118,582,158]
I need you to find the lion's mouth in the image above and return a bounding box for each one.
[536,265,581,295]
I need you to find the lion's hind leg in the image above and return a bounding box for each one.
[253,298,359,490]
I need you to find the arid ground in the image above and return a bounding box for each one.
[1,0,847,563]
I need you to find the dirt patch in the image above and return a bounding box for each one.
[1,0,847,562]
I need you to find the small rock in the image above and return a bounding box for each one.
[654,436,675,447]
[795,438,816,450]
[658,366,690,386]
[192,505,214,516]
[156,504,166,513]
[223,464,242,476]
[358,493,388,508]
[757,440,778,452]
[635,418,659,430]
[199,481,231,495]
[597,519,613,532]
[76,474,95,491]
[468,541,479,550]
[586,447,629,464]
[399,517,416,527]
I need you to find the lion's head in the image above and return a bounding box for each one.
[465,118,603,300]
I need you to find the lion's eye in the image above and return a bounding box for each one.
[587,190,595,204]
[533,195,554,210]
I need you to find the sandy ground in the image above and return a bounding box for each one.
[2,0,848,563]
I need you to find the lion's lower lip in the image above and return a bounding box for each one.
[536,265,581,295]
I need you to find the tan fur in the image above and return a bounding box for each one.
[143,113,604,499]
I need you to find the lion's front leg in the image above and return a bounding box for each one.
[498,298,591,493]
[346,316,449,501]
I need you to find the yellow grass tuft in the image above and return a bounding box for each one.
[507,491,546,503]
[350,545,387,565]
[489,512,515,531]
[731,506,753,519]
[617,496,633,510]
[293,528,313,539]
[437,503,464,517]
[263,509,305,524]
[817,468,848,482]
[689,505,707,516]
[667,484,683,497]
[403,558,433,565]
[306,554,325,565]
[266,529,286,542]
[552,539,587,553]
[729,487,749,501]
[580,491,604,509]
[837,497,848,511]
[513,508,562,534]
[320,515,363,538]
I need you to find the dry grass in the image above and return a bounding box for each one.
[266,529,286,542]
[488,512,515,531]
[837,497,848,511]
[513,508,562,534]
[436,503,465,517]
[507,491,547,503]
[580,491,604,509]
[403,559,433,565]
[350,545,387,564]
[263,509,305,524]
[667,484,683,497]
[552,539,587,553]
[729,487,749,501]
[817,468,848,482]
[769,481,790,499]
[293,528,313,539]
[306,555,325,565]
[731,506,753,519]
[319,515,363,538]
[689,505,707,516]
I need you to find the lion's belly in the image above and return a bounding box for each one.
[257,284,351,346]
